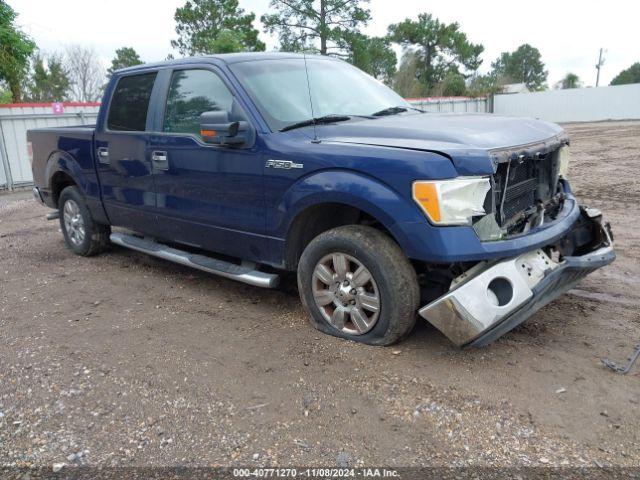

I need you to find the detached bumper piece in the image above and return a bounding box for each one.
[419,207,615,348]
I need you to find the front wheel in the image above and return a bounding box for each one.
[297,225,420,346]
[58,186,110,256]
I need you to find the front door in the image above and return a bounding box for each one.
[94,72,158,232]
[148,67,266,262]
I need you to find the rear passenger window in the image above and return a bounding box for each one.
[107,73,157,132]
[164,69,234,134]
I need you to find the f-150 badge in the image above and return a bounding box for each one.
[265,159,304,169]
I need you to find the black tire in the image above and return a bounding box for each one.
[297,225,420,346]
[58,186,110,256]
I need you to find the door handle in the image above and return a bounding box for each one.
[97,147,109,164]
[151,150,169,170]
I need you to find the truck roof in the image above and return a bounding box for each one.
[116,52,334,74]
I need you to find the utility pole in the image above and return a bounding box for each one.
[595,48,605,87]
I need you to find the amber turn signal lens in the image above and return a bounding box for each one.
[412,182,441,223]
[200,129,217,137]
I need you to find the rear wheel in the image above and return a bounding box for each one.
[297,225,419,346]
[58,186,110,256]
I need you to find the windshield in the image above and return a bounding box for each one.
[230,58,411,131]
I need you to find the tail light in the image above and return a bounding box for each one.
[27,141,33,167]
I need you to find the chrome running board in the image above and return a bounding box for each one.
[109,232,279,288]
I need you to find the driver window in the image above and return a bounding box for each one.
[164,69,234,134]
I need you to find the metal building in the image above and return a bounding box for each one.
[0,102,100,190]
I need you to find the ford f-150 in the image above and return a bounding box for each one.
[28,53,615,347]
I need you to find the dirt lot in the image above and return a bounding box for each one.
[1,121,639,472]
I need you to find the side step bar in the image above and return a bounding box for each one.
[109,233,279,289]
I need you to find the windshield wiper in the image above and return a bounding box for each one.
[372,106,407,117]
[371,105,424,117]
[280,114,352,132]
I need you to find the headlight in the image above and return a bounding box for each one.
[412,178,491,225]
[558,145,570,178]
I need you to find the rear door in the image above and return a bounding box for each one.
[147,67,266,261]
[94,71,158,231]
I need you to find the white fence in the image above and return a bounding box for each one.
[493,83,640,123]
[0,103,99,190]
[408,97,488,114]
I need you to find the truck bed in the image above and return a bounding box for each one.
[28,125,96,207]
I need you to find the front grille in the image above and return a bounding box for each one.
[503,186,535,220]
[492,149,560,227]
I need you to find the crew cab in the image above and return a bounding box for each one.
[28,53,615,347]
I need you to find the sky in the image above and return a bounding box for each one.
[8,0,640,88]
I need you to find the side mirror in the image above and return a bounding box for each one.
[200,110,248,146]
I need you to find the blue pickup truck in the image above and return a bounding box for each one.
[28,53,615,347]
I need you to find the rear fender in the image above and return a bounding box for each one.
[45,150,90,198]
[44,150,109,224]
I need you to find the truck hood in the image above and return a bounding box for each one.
[319,113,565,154]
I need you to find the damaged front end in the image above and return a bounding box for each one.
[474,135,570,241]
[419,207,615,347]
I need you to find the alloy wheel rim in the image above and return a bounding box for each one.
[63,199,86,246]
[312,252,380,335]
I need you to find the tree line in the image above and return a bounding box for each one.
[2,0,640,104]
[0,0,144,103]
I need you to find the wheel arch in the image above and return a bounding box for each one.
[279,171,423,270]
[50,170,77,207]
[45,151,89,207]
[284,202,401,269]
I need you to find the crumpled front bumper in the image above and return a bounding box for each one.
[419,208,615,348]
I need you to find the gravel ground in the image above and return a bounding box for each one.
[0,121,639,474]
